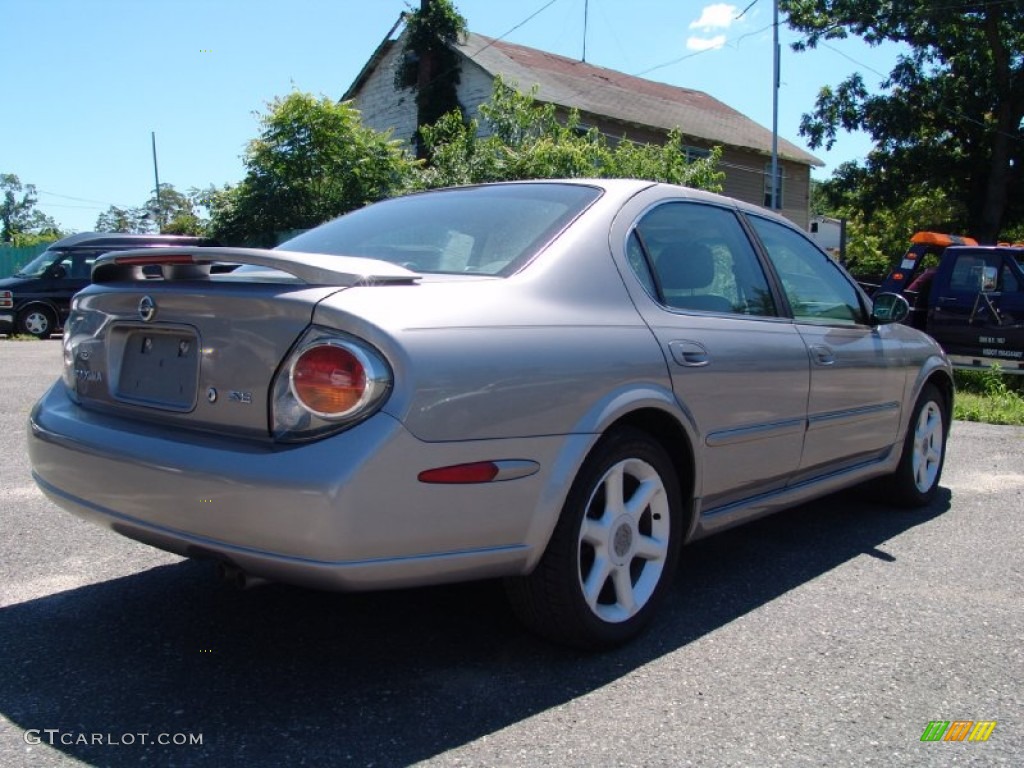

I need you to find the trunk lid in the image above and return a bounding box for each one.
[64,247,417,439]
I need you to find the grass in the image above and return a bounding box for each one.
[953,367,1024,426]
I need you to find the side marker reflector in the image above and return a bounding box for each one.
[418,460,540,484]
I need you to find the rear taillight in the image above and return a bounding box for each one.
[61,324,75,393]
[271,329,391,441]
[0,290,12,309]
[291,343,371,417]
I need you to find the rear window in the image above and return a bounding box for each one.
[279,184,602,276]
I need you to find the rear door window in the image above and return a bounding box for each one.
[630,202,778,316]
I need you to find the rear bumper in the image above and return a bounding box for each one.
[28,382,569,590]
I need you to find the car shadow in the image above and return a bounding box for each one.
[0,489,949,766]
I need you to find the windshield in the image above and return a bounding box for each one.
[15,249,64,277]
[278,184,602,276]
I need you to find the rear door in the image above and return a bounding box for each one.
[615,197,810,512]
[746,214,909,480]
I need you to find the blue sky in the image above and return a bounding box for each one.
[4,0,904,233]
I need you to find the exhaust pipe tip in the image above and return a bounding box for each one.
[216,562,270,590]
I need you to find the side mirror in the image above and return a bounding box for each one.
[871,292,910,325]
[981,265,998,292]
[46,263,68,280]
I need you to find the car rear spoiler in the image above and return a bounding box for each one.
[91,247,421,286]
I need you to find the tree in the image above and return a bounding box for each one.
[145,184,208,235]
[783,0,1024,242]
[1,174,60,243]
[820,178,968,278]
[394,0,469,159]
[418,78,725,191]
[207,93,418,246]
[94,184,208,235]
[812,158,971,278]
[95,205,151,234]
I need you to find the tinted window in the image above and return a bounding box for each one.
[631,202,777,316]
[15,249,65,278]
[1000,263,1020,293]
[749,215,864,325]
[949,250,1022,294]
[949,253,989,292]
[280,184,602,276]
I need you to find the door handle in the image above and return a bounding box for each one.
[809,344,835,366]
[668,340,710,367]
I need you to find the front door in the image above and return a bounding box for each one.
[746,215,909,479]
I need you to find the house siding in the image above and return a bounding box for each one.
[348,41,419,146]
[545,114,812,229]
[457,59,495,125]
[347,29,814,229]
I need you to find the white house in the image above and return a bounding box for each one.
[344,20,824,229]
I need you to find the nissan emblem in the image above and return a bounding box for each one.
[138,295,156,322]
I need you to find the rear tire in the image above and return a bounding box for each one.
[17,306,56,339]
[506,428,684,650]
[885,383,948,507]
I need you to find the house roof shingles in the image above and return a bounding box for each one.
[457,32,822,167]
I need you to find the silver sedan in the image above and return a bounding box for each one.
[28,179,952,649]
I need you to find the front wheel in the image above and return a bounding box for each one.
[17,306,57,339]
[886,383,948,507]
[506,428,684,650]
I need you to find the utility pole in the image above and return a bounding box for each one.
[151,131,162,231]
[770,0,780,210]
[582,0,589,62]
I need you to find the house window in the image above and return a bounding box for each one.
[684,146,711,163]
[763,162,785,209]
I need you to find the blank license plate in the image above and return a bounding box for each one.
[116,330,199,410]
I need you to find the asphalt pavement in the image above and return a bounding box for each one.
[1,339,1021,767]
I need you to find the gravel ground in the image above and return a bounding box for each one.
[0,339,1020,767]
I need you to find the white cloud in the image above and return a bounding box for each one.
[686,34,727,52]
[689,4,739,32]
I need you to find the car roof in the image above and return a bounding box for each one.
[547,178,794,223]
[413,178,790,225]
[46,232,216,250]
[945,245,1024,255]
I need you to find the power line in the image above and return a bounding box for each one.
[735,0,759,20]
[470,0,561,59]
[634,22,774,78]
[37,190,120,206]
[34,202,108,210]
